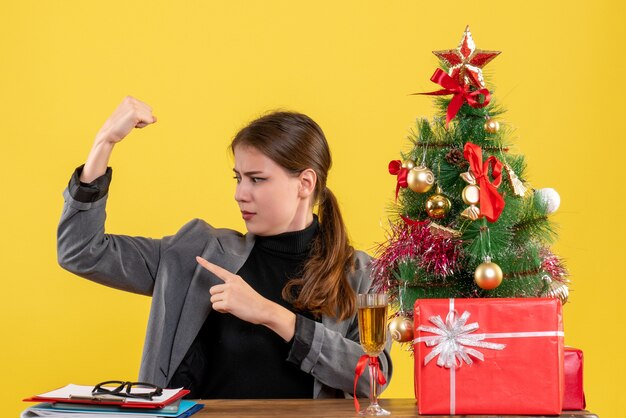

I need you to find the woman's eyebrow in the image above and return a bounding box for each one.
[232,168,265,176]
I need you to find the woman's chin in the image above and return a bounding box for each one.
[244,221,264,235]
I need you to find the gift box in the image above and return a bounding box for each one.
[563,347,586,410]
[414,298,564,415]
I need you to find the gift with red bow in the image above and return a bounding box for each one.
[413,298,564,415]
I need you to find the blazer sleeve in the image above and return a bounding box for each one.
[56,166,163,296]
[286,262,393,398]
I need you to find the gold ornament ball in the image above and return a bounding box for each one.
[474,261,503,290]
[388,316,414,343]
[484,119,500,134]
[425,193,452,219]
[542,277,569,305]
[402,160,416,170]
[406,166,435,193]
[462,184,480,205]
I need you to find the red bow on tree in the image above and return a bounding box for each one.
[464,142,505,222]
[388,160,409,200]
[414,68,491,127]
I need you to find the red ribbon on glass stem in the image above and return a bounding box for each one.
[354,354,387,413]
[414,68,491,127]
[464,142,505,222]
[388,160,409,200]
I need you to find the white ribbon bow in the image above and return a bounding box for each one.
[416,310,506,368]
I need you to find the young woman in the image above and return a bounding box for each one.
[57,96,392,399]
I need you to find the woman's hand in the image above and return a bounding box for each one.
[96,96,157,144]
[196,256,296,341]
[80,96,157,183]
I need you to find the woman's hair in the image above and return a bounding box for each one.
[231,111,356,321]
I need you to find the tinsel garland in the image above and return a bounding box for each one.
[372,221,464,293]
[540,248,569,282]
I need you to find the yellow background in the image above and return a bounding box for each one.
[1,1,624,417]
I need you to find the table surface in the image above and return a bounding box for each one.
[191,399,597,417]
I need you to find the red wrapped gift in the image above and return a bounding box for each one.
[414,298,564,415]
[563,347,586,410]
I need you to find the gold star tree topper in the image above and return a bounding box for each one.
[433,26,501,89]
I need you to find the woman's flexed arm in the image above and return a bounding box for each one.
[57,96,161,296]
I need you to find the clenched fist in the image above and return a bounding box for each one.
[79,96,158,183]
[96,96,157,144]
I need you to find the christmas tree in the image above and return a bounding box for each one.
[373,26,569,344]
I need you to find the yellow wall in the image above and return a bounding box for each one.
[1,1,624,417]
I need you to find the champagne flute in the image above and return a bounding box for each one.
[357,293,390,416]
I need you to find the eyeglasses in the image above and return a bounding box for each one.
[92,380,163,400]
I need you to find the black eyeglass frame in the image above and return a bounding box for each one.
[92,380,163,400]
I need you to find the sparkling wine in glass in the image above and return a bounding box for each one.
[357,293,390,416]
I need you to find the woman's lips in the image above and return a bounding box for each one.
[241,211,255,221]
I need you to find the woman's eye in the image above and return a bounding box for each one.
[233,176,241,183]
[251,177,266,183]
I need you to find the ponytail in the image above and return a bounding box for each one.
[283,187,356,321]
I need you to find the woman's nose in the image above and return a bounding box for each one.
[234,183,250,202]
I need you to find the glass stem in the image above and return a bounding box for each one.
[368,357,379,406]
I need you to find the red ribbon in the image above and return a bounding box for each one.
[401,214,429,227]
[353,355,387,413]
[463,142,505,222]
[388,160,409,200]
[415,68,491,127]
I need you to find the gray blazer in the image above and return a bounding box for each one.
[57,187,392,399]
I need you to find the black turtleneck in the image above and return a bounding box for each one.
[169,217,320,399]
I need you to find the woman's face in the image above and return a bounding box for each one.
[233,145,315,236]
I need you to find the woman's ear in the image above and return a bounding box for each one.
[298,169,317,198]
